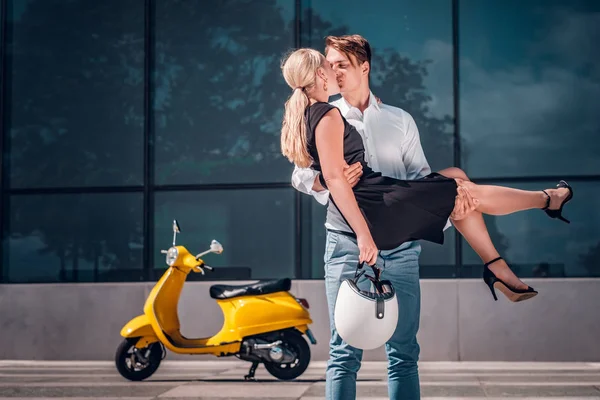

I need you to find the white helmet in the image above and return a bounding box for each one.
[334,263,398,350]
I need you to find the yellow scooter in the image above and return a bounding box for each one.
[115,220,316,382]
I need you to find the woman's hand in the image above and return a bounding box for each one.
[357,233,378,266]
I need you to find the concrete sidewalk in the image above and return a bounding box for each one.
[1,360,600,399]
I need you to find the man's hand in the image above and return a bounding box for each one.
[450,186,479,221]
[344,162,363,187]
[311,174,326,192]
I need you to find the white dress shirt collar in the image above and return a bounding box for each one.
[334,90,381,118]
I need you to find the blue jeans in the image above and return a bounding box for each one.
[324,230,421,400]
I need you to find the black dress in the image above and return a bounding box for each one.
[305,101,458,250]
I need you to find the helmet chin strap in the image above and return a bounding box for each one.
[354,261,387,319]
[354,261,384,294]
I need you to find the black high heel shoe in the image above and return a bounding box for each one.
[541,180,573,224]
[483,257,538,302]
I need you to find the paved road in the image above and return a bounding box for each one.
[1,360,600,399]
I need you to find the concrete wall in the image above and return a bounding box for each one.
[1,279,599,361]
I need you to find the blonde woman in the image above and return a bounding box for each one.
[280,48,573,302]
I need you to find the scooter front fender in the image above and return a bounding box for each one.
[120,314,155,338]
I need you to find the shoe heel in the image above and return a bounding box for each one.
[483,256,503,301]
[543,180,573,223]
[482,257,538,303]
[487,282,498,301]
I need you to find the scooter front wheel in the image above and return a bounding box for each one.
[115,337,163,381]
[263,330,310,381]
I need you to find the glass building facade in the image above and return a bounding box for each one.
[1,0,598,283]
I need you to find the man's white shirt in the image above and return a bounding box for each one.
[291,92,451,234]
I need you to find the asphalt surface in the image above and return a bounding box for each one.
[1,360,600,399]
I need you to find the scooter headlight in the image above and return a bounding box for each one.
[166,247,179,266]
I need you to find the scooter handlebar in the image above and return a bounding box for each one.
[192,262,214,274]
[192,265,205,274]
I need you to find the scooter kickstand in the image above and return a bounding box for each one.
[244,361,259,381]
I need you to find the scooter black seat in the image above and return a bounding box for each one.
[209,278,292,300]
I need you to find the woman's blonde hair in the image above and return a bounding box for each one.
[280,48,325,168]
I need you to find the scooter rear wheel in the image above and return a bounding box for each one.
[115,337,163,381]
[263,331,310,381]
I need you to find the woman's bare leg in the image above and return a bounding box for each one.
[450,174,571,216]
[437,167,541,290]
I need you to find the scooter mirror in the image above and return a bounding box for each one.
[210,240,223,254]
[172,219,181,246]
[173,220,181,234]
[195,240,223,260]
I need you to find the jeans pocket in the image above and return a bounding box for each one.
[323,232,341,264]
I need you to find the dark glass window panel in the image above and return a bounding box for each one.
[459,0,600,178]
[154,0,296,185]
[154,188,295,279]
[6,0,144,188]
[6,193,144,283]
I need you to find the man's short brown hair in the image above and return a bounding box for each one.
[324,34,372,68]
